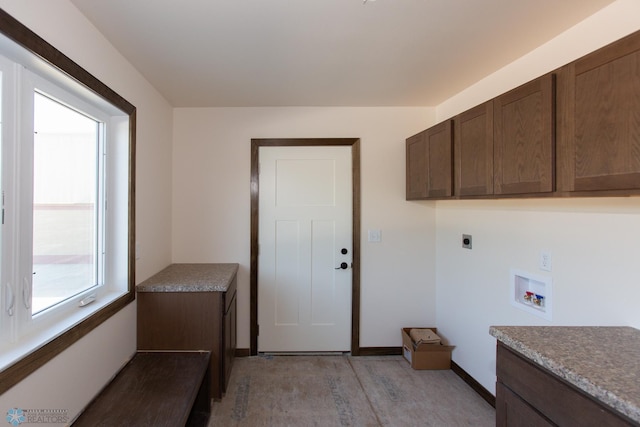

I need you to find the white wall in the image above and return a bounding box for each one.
[0,0,173,421]
[172,107,436,348]
[434,0,640,394]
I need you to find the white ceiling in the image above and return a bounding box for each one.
[70,0,615,107]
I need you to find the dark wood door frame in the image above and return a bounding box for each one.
[250,138,361,356]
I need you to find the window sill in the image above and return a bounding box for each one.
[0,290,127,373]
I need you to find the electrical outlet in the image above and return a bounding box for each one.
[539,250,552,271]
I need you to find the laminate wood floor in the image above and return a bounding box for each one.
[210,355,495,426]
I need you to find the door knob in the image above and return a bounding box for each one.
[335,262,349,270]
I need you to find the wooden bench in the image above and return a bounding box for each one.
[72,351,211,427]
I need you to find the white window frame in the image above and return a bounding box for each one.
[13,70,113,335]
[0,53,16,346]
[0,10,135,394]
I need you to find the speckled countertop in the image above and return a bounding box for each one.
[136,263,238,292]
[490,326,640,423]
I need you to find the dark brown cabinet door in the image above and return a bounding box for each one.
[406,131,428,199]
[223,290,237,393]
[454,101,494,196]
[405,120,453,200]
[557,31,640,193]
[425,120,454,198]
[494,74,555,195]
[496,382,554,427]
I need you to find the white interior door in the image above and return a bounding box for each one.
[258,145,352,352]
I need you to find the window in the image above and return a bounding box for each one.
[32,92,104,315]
[0,10,135,394]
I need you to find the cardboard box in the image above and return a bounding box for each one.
[402,327,454,370]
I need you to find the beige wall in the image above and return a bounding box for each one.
[0,0,173,419]
[434,0,640,394]
[172,107,436,348]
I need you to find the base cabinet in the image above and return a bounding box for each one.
[496,343,636,427]
[137,268,238,400]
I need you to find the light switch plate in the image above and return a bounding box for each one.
[368,229,381,243]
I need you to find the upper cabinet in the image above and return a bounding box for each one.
[557,31,640,194]
[406,120,453,200]
[406,130,428,199]
[426,120,454,198]
[494,74,555,195]
[407,29,640,200]
[408,76,555,200]
[454,101,494,197]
